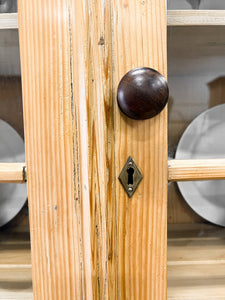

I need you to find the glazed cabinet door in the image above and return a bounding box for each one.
[17,0,168,299]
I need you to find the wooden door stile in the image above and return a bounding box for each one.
[18,0,168,299]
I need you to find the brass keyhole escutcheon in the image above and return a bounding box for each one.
[118,157,143,198]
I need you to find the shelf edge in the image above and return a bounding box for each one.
[168,10,225,26]
[0,13,18,29]
[0,163,26,183]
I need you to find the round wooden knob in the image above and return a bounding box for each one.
[117,67,169,120]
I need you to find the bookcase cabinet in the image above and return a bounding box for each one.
[1,2,225,299]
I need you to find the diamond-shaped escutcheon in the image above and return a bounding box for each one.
[118,156,143,198]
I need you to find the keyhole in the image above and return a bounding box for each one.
[127,167,134,185]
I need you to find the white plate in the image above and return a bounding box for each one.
[176,104,225,226]
[0,120,27,226]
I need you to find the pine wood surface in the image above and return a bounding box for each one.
[5,10,225,30]
[0,224,225,300]
[168,159,225,181]
[168,223,225,266]
[69,0,113,298]
[4,157,225,183]
[0,268,31,298]
[112,0,168,299]
[0,13,18,29]
[18,1,86,299]
[0,163,25,183]
[5,156,225,185]
[167,10,225,26]
[0,267,32,299]
[0,228,32,299]
[168,223,225,300]
[0,241,30,265]
[168,263,225,300]
[18,0,167,299]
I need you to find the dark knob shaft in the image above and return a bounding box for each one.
[117,67,169,120]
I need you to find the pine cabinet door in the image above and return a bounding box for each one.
[18,0,168,299]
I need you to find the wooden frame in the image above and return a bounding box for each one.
[3,158,225,184]
[18,0,167,299]
[167,10,225,26]
[4,10,225,30]
[0,13,18,29]
[0,163,25,183]
[0,1,215,300]
[168,159,225,181]
[15,0,225,299]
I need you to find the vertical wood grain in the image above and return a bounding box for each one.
[18,0,114,299]
[112,0,168,299]
[18,0,167,299]
[69,0,115,298]
[18,1,93,299]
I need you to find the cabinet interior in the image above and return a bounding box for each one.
[0,7,224,299]
[168,19,225,300]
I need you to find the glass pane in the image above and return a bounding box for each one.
[0,0,17,13]
[168,24,225,298]
[168,0,225,10]
[0,25,31,300]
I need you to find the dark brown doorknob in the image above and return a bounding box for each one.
[117,67,169,120]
